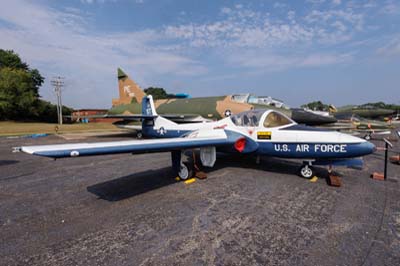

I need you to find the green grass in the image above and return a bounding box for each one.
[0,121,123,136]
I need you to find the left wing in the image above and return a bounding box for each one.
[15,129,257,158]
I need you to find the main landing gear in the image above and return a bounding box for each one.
[178,161,194,180]
[171,151,194,180]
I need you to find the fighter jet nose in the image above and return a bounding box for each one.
[291,109,337,125]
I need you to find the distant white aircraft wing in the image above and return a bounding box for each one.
[16,129,258,158]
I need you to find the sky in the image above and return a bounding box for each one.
[0,0,399,109]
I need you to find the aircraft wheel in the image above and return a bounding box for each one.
[178,162,193,180]
[299,165,314,179]
[364,134,371,140]
[136,131,143,139]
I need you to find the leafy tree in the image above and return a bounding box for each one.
[144,87,177,100]
[301,101,330,111]
[0,67,38,119]
[0,49,70,121]
[144,87,168,99]
[0,49,28,70]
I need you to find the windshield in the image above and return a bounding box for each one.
[263,111,293,128]
[247,95,258,104]
[230,110,265,127]
[231,94,249,103]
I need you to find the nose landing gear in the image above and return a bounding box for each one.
[299,164,314,179]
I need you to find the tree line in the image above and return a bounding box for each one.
[143,87,181,100]
[0,49,72,122]
[301,100,400,112]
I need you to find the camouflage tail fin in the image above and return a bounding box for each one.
[112,68,146,106]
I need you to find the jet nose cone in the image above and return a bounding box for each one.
[371,142,377,153]
[291,109,337,125]
[364,141,376,155]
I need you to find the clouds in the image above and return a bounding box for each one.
[226,51,353,72]
[0,0,399,107]
[165,6,316,48]
[0,0,205,107]
[165,4,366,49]
[380,0,400,14]
[163,3,366,72]
[377,37,400,56]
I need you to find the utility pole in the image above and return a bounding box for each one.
[51,77,65,125]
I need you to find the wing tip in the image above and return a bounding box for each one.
[19,147,35,155]
[12,147,22,153]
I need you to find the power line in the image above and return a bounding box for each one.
[51,76,65,125]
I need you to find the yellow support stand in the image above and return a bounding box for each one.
[184,178,196,185]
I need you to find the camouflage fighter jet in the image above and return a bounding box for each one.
[318,113,394,140]
[108,68,337,133]
[331,104,395,119]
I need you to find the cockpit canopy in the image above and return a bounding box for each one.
[230,93,290,109]
[263,111,293,128]
[230,110,294,128]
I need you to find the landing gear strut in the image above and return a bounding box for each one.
[364,133,371,140]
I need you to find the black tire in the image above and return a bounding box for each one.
[299,165,314,179]
[178,162,194,180]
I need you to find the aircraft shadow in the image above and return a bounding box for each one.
[86,167,178,201]
[87,155,334,202]
[204,154,329,179]
[0,160,19,166]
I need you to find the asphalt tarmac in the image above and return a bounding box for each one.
[1,133,399,266]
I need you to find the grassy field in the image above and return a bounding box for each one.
[0,121,123,136]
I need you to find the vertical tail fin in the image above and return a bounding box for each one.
[112,68,146,106]
[141,95,176,137]
[142,95,158,116]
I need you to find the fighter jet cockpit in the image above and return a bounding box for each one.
[230,94,290,109]
[230,110,294,128]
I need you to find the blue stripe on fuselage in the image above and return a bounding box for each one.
[257,141,375,159]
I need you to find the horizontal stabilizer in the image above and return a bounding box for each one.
[105,114,210,123]
[104,114,157,120]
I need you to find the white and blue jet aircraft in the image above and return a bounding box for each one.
[15,96,376,180]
